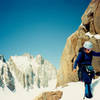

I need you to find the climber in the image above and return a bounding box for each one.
[73,41,100,99]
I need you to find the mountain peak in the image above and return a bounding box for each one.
[35,54,44,65]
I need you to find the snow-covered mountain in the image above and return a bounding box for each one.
[0,55,15,92]
[8,53,57,90]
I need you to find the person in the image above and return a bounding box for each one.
[73,41,100,99]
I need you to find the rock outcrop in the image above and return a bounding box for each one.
[8,54,57,89]
[57,0,100,87]
[34,91,63,100]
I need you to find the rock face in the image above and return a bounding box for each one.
[94,0,100,34]
[8,54,34,89]
[34,91,63,100]
[0,55,15,91]
[34,55,57,88]
[57,0,100,87]
[8,54,57,89]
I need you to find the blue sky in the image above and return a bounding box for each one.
[0,0,91,69]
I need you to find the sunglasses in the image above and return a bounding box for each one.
[86,49,91,51]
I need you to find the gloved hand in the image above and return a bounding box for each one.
[73,69,77,73]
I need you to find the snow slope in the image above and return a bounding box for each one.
[0,77,100,100]
[59,77,100,100]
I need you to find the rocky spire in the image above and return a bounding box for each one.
[57,0,100,87]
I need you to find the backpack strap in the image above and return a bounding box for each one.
[78,47,85,63]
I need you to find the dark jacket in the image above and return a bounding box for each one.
[73,48,100,69]
[73,48,100,83]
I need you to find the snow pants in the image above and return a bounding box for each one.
[82,71,93,98]
[78,69,94,98]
